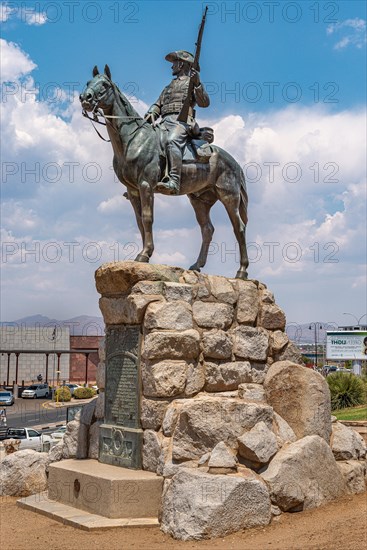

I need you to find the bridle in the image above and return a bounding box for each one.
[81,76,150,142]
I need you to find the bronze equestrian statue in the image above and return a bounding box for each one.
[80,64,249,279]
[80,10,249,278]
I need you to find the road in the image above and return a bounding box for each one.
[3,399,69,428]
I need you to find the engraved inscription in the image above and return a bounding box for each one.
[105,326,141,429]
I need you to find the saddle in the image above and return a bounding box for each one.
[157,125,215,165]
[183,127,214,164]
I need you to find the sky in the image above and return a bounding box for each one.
[1,0,366,330]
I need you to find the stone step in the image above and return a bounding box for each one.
[18,492,160,531]
[48,459,163,519]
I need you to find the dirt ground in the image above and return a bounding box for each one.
[0,492,366,550]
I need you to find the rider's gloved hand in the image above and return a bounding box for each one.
[190,68,201,87]
[144,111,158,125]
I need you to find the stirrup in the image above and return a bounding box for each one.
[156,179,180,195]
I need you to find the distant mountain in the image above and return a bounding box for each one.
[0,314,105,335]
[285,322,339,344]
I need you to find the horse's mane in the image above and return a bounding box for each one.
[112,82,143,121]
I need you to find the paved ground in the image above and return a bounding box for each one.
[1,492,366,550]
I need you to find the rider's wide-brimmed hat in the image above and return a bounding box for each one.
[165,50,194,64]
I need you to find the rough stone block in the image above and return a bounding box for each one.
[330,422,367,460]
[142,360,188,397]
[141,397,170,431]
[163,282,193,303]
[264,361,332,442]
[204,361,252,392]
[143,329,201,361]
[161,469,271,540]
[0,450,48,497]
[207,441,238,472]
[337,460,366,494]
[207,275,237,304]
[258,304,286,331]
[142,430,162,473]
[184,362,205,396]
[95,261,183,295]
[270,330,289,352]
[232,326,269,362]
[261,435,346,512]
[238,383,266,402]
[144,301,193,331]
[172,396,274,460]
[236,281,259,325]
[193,301,234,329]
[202,329,232,359]
[237,421,278,468]
[99,294,163,325]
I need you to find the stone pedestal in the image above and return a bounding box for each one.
[93,261,366,540]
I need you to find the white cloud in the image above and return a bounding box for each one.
[0,3,47,25]
[327,18,367,50]
[1,39,366,325]
[0,39,37,82]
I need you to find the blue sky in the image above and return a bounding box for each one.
[1,0,366,327]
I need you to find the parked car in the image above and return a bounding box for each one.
[64,383,82,395]
[0,390,15,406]
[21,384,50,399]
[4,427,46,451]
[322,365,338,376]
[50,425,66,441]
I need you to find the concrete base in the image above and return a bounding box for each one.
[18,493,160,530]
[47,459,163,519]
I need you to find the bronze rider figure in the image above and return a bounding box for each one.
[144,50,210,195]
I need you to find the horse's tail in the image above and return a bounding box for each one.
[239,169,248,225]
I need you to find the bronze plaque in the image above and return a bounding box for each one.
[100,325,143,468]
[105,326,141,429]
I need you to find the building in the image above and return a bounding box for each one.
[0,326,101,386]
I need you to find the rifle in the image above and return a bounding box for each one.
[177,6,208,123]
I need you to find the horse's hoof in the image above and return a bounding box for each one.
[235,269,248,280]
[135,254,150,263]
[189,264,201,272]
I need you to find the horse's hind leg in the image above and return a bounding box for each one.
[188,192,217,271]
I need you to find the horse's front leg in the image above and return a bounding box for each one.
[135,181,154,263]
[126,189,145,249]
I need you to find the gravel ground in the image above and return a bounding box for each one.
[0,492,366,550]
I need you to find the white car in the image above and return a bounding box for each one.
[5,427,44,451]
[22,384,50,399]
[50,425,66,441]
[64,383,82,395]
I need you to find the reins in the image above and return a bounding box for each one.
[82,80,151,142]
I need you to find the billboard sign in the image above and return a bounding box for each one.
[326,331,367,360]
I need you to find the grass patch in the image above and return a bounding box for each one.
[333,406,367,421]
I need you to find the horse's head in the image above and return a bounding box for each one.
[79,65,114,113]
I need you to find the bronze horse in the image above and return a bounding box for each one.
[80,65,249,279]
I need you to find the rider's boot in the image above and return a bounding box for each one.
[156,145,182,195]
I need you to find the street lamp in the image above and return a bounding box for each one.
[342,313,366,327]
[309,323,323,369]
[51,326,56,386]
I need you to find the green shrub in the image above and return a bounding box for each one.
[73,387,96,399]
[327,372,366,410]
[54,386,71,402]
